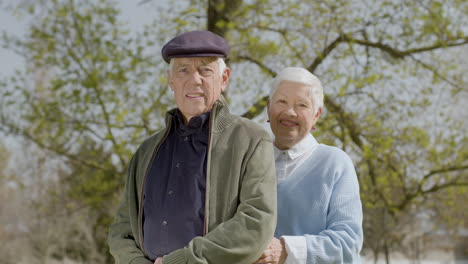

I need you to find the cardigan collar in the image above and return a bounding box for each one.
[274,133,318,160]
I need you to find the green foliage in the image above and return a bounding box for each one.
[1,0,467,262]
[1,0,173,262]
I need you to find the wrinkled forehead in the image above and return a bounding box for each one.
[171,57,218,68]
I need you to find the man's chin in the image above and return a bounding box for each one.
[179,108,208,118]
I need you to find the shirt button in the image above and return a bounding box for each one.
[162,220,167,226]
[184,136,188,141]
[175,162,180,168]
[168,190,174,196]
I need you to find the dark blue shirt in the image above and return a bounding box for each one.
[143,110,210,260]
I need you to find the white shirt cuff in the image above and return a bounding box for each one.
[282,236,307,264]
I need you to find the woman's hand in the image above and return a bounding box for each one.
[254,237,287,264]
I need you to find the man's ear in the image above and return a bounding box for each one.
[220,67,231,92]
[167,70,174,91]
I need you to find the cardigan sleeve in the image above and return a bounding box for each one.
[303,153,363,263]
[282,236,307,263]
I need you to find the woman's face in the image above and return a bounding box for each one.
[268,80,322,150]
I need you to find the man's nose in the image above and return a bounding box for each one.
[190,71,203,85]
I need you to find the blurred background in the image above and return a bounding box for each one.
[0,0,466,263]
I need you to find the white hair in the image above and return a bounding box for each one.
[169,57,226,77]
[269,67,324,113]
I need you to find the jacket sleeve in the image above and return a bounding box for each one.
[162,138,277,264]
[108,154,153,264]
[302,154,363,263]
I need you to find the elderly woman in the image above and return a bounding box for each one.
[256,67,363,264]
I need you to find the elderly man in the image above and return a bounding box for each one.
[108,31,277,264]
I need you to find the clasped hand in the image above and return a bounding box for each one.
[254,237,287,264]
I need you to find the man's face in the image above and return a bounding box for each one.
[168,57,230,124]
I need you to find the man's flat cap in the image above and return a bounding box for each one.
[161,30,229,63]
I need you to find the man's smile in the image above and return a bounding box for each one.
[186,93,204,99]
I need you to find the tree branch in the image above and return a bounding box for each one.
[308,34,347,73]
[346,36,468,59]
[0,118,115,174]
[325,95,364,148]
[422,164,468,181]
[409,54,464,91]
[207,0,243,37]
[396,165,468,211]
[235,55,277,76]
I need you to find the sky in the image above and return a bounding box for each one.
[0,6,25,77]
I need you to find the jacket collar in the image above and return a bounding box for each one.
[164,95,233,133]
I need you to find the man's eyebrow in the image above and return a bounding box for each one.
[199,59,217,66]
[199,65,214,69]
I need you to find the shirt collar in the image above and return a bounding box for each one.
[174,110,211,136]
[274,133,318,160]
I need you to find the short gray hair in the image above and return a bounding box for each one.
[269,67,324,113]
[169,57,226,77]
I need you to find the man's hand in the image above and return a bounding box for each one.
[254,237,287,264]
[154,257,163,264]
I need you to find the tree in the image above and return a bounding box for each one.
[1,0,467,262]
[1,0,170,261]
[0,142,20,264]
[0,138,112,263]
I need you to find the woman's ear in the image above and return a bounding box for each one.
[314,107,323,119]
[311,107,323,130]
[266,99,271,119]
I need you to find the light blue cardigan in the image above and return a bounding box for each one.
[275,144,363,263]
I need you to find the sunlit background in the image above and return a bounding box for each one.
[0,0,467,263]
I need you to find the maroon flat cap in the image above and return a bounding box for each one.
[161,30,229,63]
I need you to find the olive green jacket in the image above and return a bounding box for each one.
[108,97,277,264]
